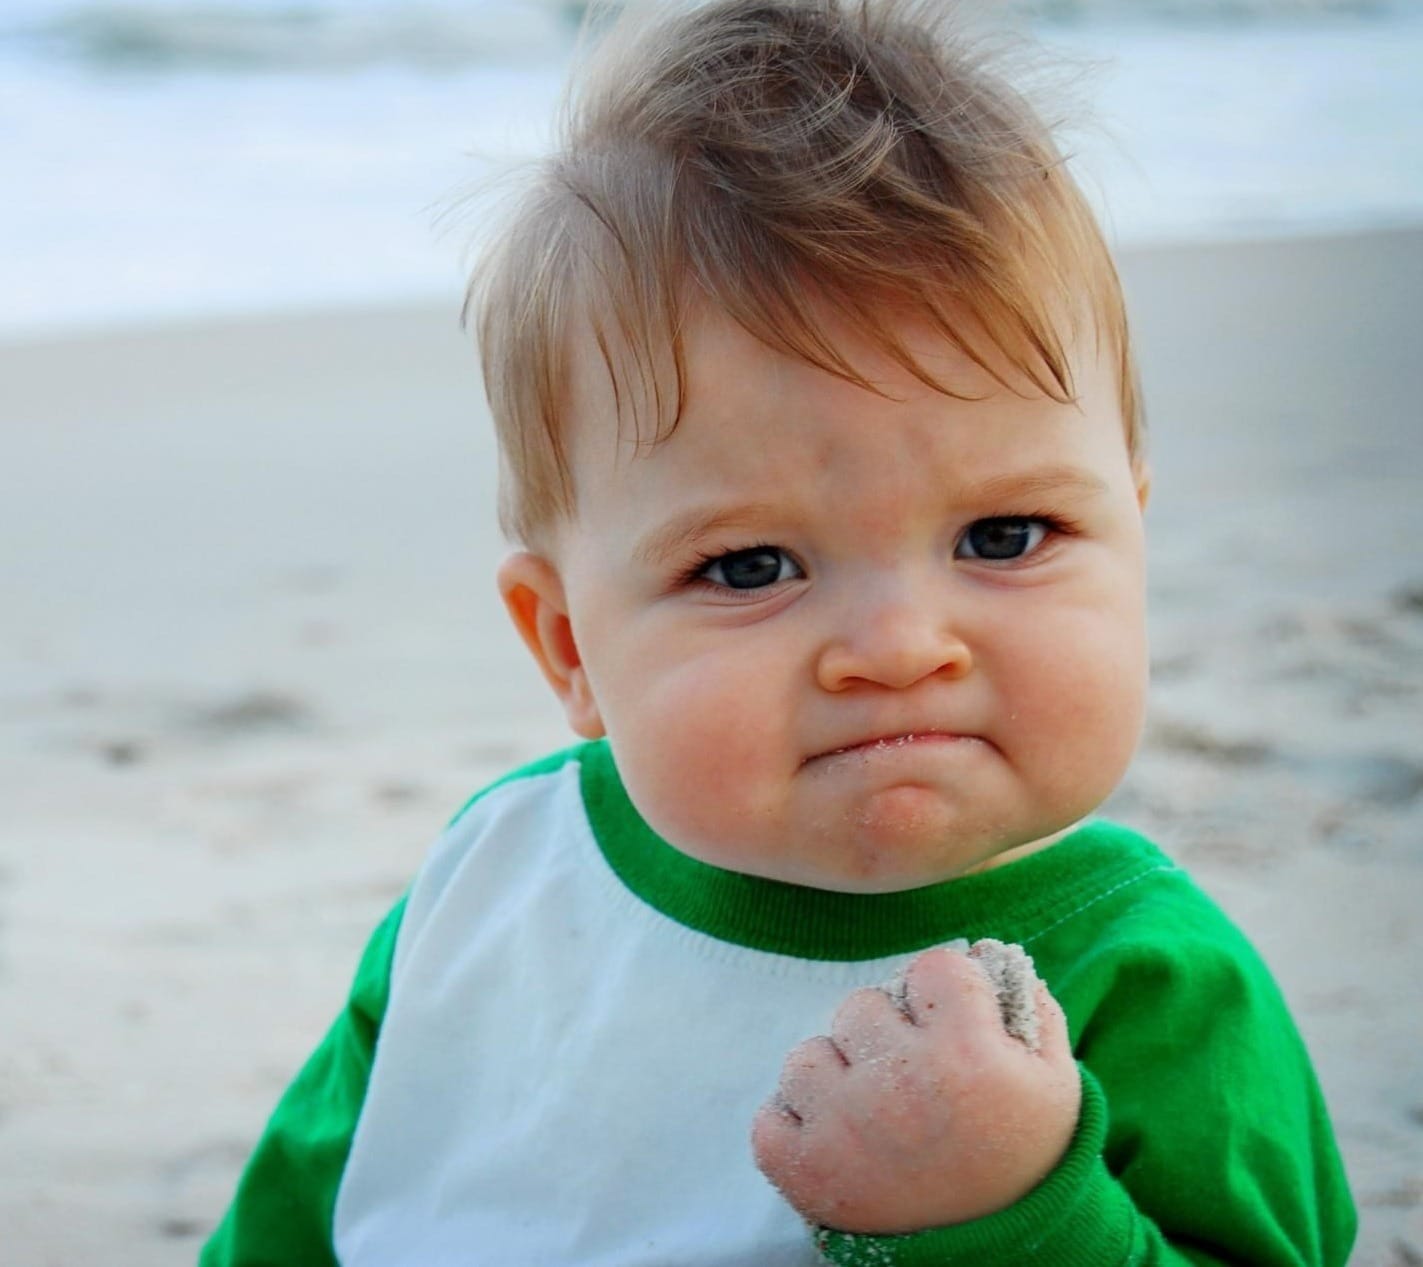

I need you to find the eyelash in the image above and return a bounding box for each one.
[958,511,1082,563]
[677,542,789,589]
[993,510,1082,545]
[676,512,1082,589]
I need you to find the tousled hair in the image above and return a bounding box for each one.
[468,0,1143,547]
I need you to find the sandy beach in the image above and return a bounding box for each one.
[2,227,1420,1265]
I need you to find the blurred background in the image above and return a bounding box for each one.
[4,0,1423,336]
[2,3,1421,1265]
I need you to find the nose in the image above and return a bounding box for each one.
[815,582,973,692]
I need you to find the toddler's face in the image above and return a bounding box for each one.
[513,305,1149,894]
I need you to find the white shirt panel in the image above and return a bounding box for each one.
[333,760,925,1266]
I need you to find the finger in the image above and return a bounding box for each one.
[750,1094,804,1184]
[750,1096,837,1222]
[829,986,911,1064]
[901,945,1003,1034]
[776,1035,847,1120]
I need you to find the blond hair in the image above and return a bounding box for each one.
[468,0,1142,547]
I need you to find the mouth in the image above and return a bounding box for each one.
[804,731,975,767]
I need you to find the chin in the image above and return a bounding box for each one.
[820,794,1077,892]
[844,787,985,857]
[805,844,983,896]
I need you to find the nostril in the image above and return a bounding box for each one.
[816,629,972,692]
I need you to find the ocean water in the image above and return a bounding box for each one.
[4,0,1422,336]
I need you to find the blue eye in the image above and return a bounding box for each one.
[956,518,1049,561]
[700,547,802,590]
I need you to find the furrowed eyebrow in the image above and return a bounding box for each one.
[631,468,1106,566]
[633,503,780,567]
[964,466,1109,505]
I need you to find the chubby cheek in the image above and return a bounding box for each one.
[994,603,1148,812]
[594,646,794,866]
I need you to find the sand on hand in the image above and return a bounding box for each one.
[969,939,1043,1053]
[882,940,1042,1053]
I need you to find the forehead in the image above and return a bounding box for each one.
[561,299,1126,495]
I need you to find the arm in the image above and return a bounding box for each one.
[199,899,405,1267]
[1048,921,1356,1266]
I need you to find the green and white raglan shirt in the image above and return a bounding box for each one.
[201,740,1356,1266]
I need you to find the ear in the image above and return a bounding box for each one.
[498,551,605,739]
[1133,460,1152,512]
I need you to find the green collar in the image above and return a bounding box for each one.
[578,739,1163,961]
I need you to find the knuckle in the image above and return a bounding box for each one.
[786,1034,837,1070]
[779,1036,844,1102]
[917,944,973,982]
[779,1039,813,1074]
[901,949,942,998]
[844,985,888,1013]
[832,986,892,1031]
[904,945,989,1012]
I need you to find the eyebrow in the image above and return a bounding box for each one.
[631,466,1109,567]
[633,503,781,567]
[965,465,1110,505]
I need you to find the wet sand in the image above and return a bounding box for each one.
[1,226,1420,1264]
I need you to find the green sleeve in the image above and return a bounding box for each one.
[199,898,406,1267]
[818,895,1356,1266]
[817,1069,1141,1266]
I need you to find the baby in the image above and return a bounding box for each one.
[201,1,1356,1263]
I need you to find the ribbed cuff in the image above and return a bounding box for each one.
[816,1067,1136,1267]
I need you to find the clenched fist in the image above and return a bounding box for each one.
[752,941,1080,1235]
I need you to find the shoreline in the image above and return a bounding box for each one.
[2,219,1420,352]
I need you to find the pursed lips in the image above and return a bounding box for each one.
[803,730,977,766]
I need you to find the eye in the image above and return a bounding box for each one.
[698,546,803,590]
[955,518,1050,562]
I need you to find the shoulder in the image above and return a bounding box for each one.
[442,741,597,833]
[1029,822,1290,1044]
[394,741,603,973]
[1025,821,1249,961]
[1042,831,1356,1259]
[1034,825,1320,1137]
